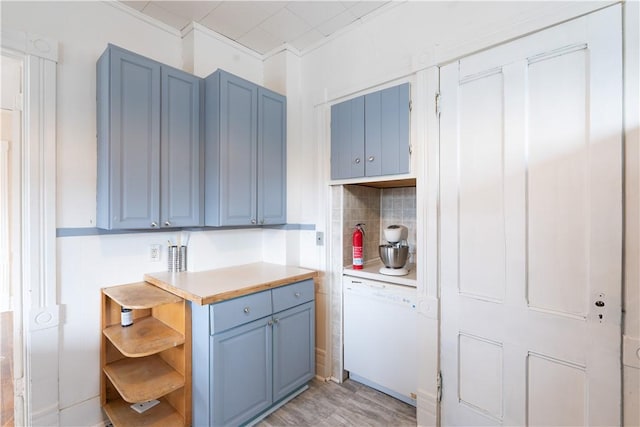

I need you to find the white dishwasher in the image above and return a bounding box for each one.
[343,275,417,406]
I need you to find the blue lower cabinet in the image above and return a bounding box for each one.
[192,280,315,427]
[211,318,273,426]
[272,302,315,402]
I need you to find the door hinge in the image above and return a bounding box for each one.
[435,93,441,117]
[437,371,442,402]
[15,377,25,398]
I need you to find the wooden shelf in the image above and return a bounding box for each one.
[103,397,185,427]
[103,316,185,357]
[103,282,182,309]
[103,354,184,403]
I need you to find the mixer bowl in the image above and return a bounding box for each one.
[379,244,409,268]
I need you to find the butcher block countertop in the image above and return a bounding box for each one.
[144,262,318,305]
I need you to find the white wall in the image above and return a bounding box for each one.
[1,1,316,425]
[297,1,633,425]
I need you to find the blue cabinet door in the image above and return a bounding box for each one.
[97,45,161,229]
[161,66,203,227]
[365,83,410,177]
[258,87,287,225]
[272,301,315,402]
[219,71,258,226]
[211,317,272,426]
[330,96,365,179]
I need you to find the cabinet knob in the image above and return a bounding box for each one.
[150,222,158,228]
[268,319,273,326]
[294,292,301,298]
[251,219,257,225]
[368,156,375,162]
[260,219,265,225]
[243,307,250,314]
[354,158,361,164]
[164,221,171,227]
[273,318,279,324]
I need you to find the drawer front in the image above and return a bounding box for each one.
[272,279,314,313]
[211,290,272,334]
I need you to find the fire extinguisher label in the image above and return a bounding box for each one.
[353,247,363,265]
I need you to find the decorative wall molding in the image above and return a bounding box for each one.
[2,29,59,426]
[102,1,181,37]
[1,29,58,61]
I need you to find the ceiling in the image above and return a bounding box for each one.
[120,1,390,55]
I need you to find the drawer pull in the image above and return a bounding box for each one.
[243,307,250,314]
[294,292,301,298]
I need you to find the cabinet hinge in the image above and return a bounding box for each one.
[409,100,413,112]
[435,93,441,117]
[437,371,442,402]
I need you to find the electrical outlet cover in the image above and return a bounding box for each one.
[150,244,161,262]
[130,399,160,414]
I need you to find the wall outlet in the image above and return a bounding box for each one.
[150,244,161,262]
[316,231,324,246]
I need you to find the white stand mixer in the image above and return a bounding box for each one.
[379,225,410,276]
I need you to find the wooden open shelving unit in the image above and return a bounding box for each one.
[101,282,191,427]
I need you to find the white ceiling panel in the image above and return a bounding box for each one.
[117,0,390,54]
[142,2,191,29]
[199,1,286,40]
[317,9,357,36]
[285,1,347,27]
[237,26,284,54]
[149,1,219,22]
[348,1,387,17]
[259,8,311,43]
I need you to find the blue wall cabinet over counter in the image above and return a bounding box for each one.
[192,280,315,426]
[204,70,287,226]
[330,83,410,180]
[330,95,365,180]
[97,44,203,230]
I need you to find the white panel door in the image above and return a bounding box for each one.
[440,5,622,426]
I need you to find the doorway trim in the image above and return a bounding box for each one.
[1,29,59,426]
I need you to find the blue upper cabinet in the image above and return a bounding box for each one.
[97,45,161,229]
[161,66,203,228]
[258,87,287,225]
[330,82,410,180]
[97,45,203,230]
[205,70,286,226]
[330,95,365,180]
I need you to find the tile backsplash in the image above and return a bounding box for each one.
[341,184,416,266]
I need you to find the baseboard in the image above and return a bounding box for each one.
[416,389,438,427]
[315,348,330,379]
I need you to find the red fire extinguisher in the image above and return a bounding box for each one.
[352,223,365,269]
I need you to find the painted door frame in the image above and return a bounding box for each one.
[1,29,59,426]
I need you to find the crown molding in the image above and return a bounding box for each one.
[102,0,182,37]
[182,22,264,61]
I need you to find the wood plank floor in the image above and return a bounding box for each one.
[0,311,14,427]
[257,378,416,427]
